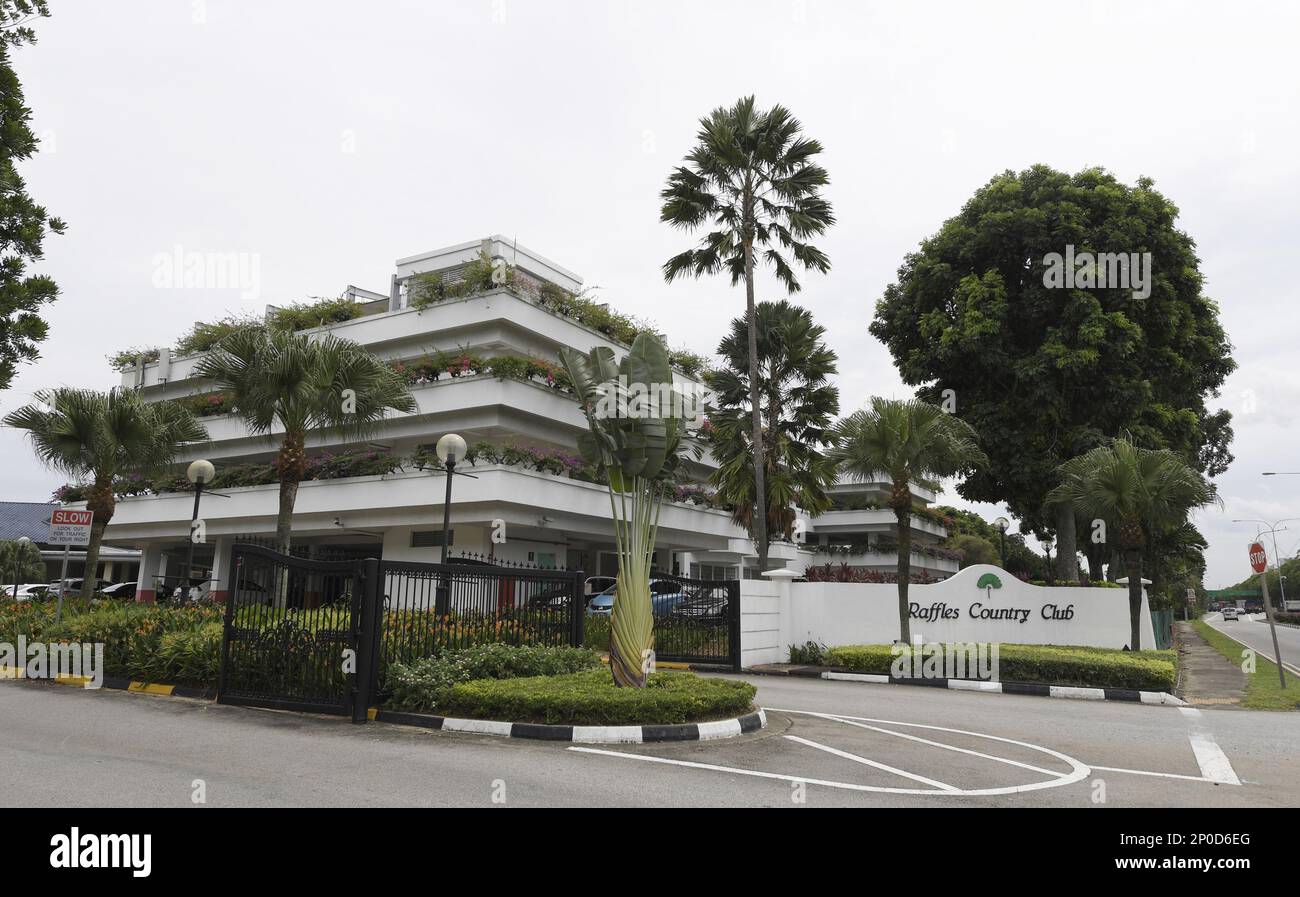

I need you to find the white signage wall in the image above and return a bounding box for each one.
[740,563,1155,667]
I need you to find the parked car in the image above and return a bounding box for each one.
[584,575,617,597]
[48,578,112,594]
[1221,606,1240,621]
[99,581,137,600]
[1,583,53,601]
[586,591,615,616]
[584,579,689,617]
[670,592,730,625]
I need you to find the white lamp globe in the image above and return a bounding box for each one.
[187,459,216,485]
[993,516,1010,533]
[435,433,467,464]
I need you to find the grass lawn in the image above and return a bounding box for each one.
[1192,620,1300,711]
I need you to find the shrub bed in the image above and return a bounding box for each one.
[386,644,602,712]
[824,643,1176,692]
[436,668,757,725]
[1,600,223,687]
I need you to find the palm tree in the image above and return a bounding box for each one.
[4,388,207,599]
[1048,438,1218,650]
[708,300,839,548]
[660,96,834,574]
[829,399,986,642]
[195,327,415,554]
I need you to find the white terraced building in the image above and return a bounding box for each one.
[97,236,957,602]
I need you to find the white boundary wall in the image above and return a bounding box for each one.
[741,563,1155,667]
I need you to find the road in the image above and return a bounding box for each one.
[3,673,1298,807]
[1204,612,1300,675]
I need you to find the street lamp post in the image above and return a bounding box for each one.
[184,460,215,602]
[993,516,1009,568]
[1232,517,1296,611]
[434,434,466,616]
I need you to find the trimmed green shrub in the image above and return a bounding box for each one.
[436,668,756,725]
[788,640,827,665]
[386,644,602,712]
[824,643,1176,691]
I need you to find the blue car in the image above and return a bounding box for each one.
[586,579,688,617]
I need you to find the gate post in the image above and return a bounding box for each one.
[571,569,586,648]
[728,579,742,672]
[216,547,242,703]
[352,557,382,724]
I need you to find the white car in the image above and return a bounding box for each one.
[1,583,53,601]
[1221,606,1240,621]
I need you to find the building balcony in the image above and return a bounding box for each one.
[809,508,948,539]
[97,465,748,554]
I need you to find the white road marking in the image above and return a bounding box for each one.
[1205,619,1300,677]
[783,734,960,791]
[1187,732,1241,785]
[1088,764,1214,783]
[820,713,1065,778]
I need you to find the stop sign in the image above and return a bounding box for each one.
[1249,542,1268,574]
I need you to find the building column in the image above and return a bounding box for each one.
[135,543,166,604]
[208,536,232,605]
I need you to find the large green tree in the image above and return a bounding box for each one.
[708,300,839,554]
[661,96,834,573]
[3,387,207,599]
[195,327,415,554]
[0,537,43,589]
[0,1,64,391]
[1048,438,1218,650]
[870,166,1234,582]
[830,399,987,642]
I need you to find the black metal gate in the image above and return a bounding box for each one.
[650,573,741,670]
[218,544,381,720]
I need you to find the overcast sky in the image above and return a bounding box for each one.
[3,0,1297,588]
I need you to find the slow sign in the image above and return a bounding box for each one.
[48,508,93,546]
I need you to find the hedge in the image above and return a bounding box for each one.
[435,668,757,726]
[385,644,602,712]
[824,643,1176,691]
[2,600,223,687]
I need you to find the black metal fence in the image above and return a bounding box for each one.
[378,561,585,667]
[217,544,741,721]
[218,544,376,718]
[643,571,740,669]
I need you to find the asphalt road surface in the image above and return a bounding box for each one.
[4,673,1298,807]
[1204,612,1300,675]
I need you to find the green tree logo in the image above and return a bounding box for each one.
[976,572,1003,600]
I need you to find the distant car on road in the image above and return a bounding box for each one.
[1221,606,1240,621]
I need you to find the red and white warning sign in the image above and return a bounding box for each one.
[1249,541,1268,575]
[48,508,93,546]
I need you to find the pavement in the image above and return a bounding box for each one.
[3,669,1298,807]
[1175,621,1247,705]
[1203,611,1300,677]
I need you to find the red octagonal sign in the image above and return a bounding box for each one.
[1249,541,1268,574]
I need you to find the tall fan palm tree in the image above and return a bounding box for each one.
[195,327,415,554]
[709,300,839,548]
[660,95,834,574]
[4,387,207,599]
[829,399,986,642]
[1048,438,1218,650]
